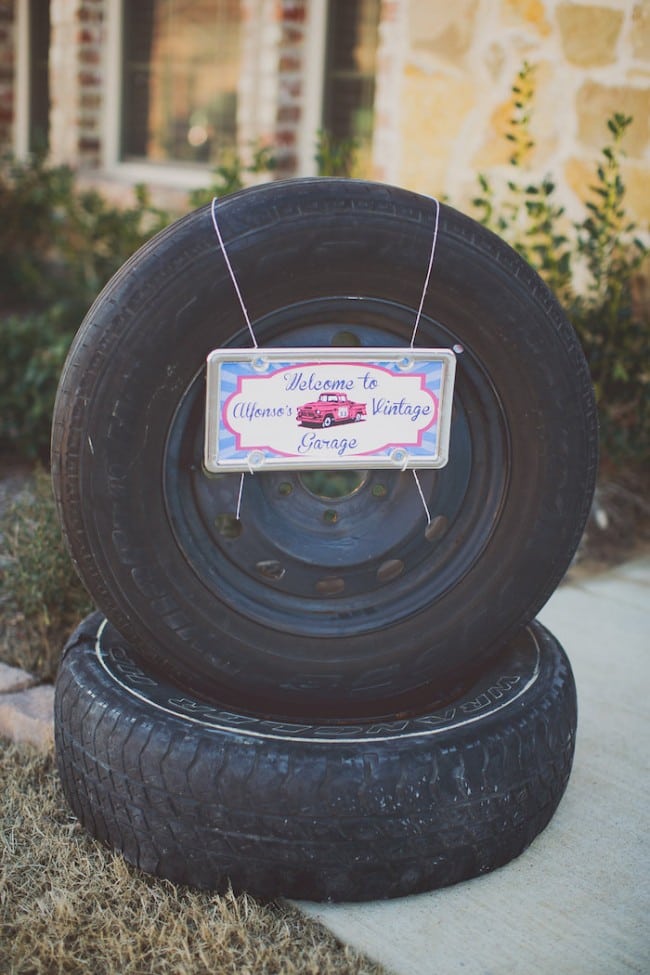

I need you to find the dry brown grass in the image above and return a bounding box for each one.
[0,742,385,975]
[0,466,93,681]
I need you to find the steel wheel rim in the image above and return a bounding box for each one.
[164,297,509,640]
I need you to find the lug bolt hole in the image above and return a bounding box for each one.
[316,577,345,595]
[256,560,286,580]
[323,509,339,525]
[425,515,448,542]
[372,483,387,498]
[377,559,405,583]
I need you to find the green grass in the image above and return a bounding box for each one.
[0,742,386,975]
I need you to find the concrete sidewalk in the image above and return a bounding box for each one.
[0,661,53,749]
[298,557,650,975]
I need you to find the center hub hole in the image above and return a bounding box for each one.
[299,470,368,500]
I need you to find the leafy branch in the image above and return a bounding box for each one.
[472,69,648,461]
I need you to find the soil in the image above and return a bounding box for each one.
[565,463,650,581]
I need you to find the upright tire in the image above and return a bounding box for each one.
[55,612,577,902]
[51,178,597,718]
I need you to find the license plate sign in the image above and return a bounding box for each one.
[204,348,456,472]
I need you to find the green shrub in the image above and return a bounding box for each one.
[0,154,171,458]
[571,116,648,459]
[0,467,93,679]
[315,130,360,177]
[0,312,71,457]
[0,154,169,310]
[0,155,77,308]
[472,65,649,463]
[188,143,276,208]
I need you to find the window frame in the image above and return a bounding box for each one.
[13,0,50,158]
[103,0,235,189]
[299,0,380,176]
[101,0,377,186]
[321,0,380,150]
[13,0,30,158]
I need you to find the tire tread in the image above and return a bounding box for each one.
[55,618,576,901]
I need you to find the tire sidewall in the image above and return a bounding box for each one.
[55,612,577,900]
[53,179,596,711]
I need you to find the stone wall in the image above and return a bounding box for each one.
[373,0,649,224]
[2,0,647,226]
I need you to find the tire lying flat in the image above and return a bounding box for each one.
[55,612,577,902]
[51,178,597,718]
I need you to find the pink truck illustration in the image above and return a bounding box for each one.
[297,393,367,428]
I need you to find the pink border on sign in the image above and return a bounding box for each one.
[221,361,440,457]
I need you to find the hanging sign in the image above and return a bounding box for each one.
[204,347,456,472]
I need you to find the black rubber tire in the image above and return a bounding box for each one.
[51,178,597,718]
[55,612,577,902]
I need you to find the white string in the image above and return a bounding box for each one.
[410,197,440,349]
[211,198,256,520]
[213,192,440,525]
[210,197,258,348]
[235,472,245,521]
[409,200,440,523]
[411,470,432,525]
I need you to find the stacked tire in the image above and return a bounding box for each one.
[51,179,597,902]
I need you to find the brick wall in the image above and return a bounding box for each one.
[275,0,308,176]
[3,0,647,227]
[0,2,14,150]
[52,0,305,177]
[49,0,105,166]
[238,0,282,165]
[77,0,104,164]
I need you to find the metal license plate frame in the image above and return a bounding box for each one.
[204,347,456,473]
